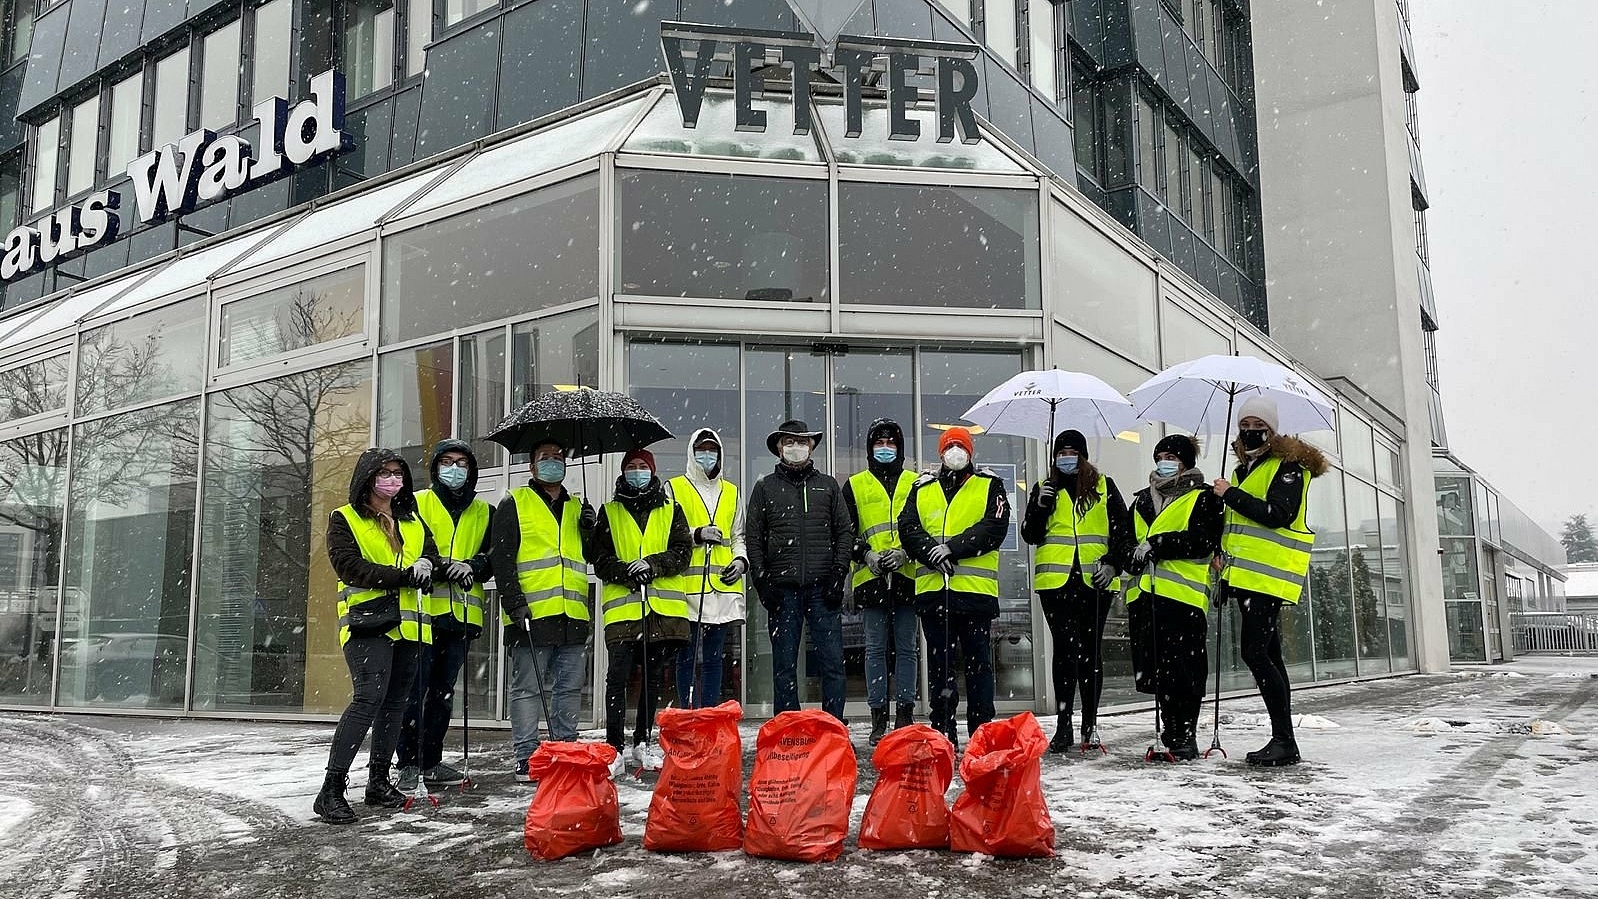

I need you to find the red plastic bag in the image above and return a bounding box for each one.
[949,712,1055,858]
[859,724,955,850]
[645,700,745,852]
[743,710,857,862]
[524,741,624,861]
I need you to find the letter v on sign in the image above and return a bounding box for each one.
[782,0,871,48]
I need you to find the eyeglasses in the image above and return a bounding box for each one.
[439,460,470,468]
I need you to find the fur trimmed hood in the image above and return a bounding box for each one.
[1232,434,1330,478]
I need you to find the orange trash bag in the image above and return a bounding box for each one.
[523,741,624,861]
[859,724,955,850]
[644,700,745,852]
[949,712,1055,858]
[742,709,857,862]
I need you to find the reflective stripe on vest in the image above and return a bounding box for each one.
[849,469,920,590]
[1220,456,1315,605]
[913,476,1000,599]
[667,475,743,596]
[1131,489,1211,612]
[334,505,433,646]
[601,501,691,626]
[1032,474,1120,592]
[504,487,591,626]
[415,490,490,628]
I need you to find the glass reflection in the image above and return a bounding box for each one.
[1,354,68,423]
[76,298,207,416]
[1346,480,1389,674]
[0,429,67,704]
[1306,473,1357,679]
[378,340,453,472]
[219,264,366,367]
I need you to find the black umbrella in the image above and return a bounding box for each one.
[486,388,673,457]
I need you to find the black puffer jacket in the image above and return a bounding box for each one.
[326,448,443,594]
[745,461,854,605]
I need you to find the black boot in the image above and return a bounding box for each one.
[364,765,406,808]
[1246,735,1301,767]
[869,708,889,746]
[1047,712,1072,754]
[895,703,915,730]
[314,771,358,824]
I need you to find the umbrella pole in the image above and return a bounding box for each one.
[1206,388,1238,759]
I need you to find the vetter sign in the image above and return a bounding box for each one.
[660,22,982,145]
[2,69,353,282]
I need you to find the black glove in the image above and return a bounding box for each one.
[627,559,654,586]
[823,574,845,611]
[1037,483,1058,508]
[508,605,532,626]
[754,579,778,612]
[719,558,747,584]
[579,501,598,531]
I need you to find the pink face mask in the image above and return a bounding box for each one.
[373,474,404,498]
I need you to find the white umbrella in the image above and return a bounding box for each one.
[1129,354,1336,437]
[961,369,1139,441]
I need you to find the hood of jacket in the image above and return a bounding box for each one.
[348,447,418,519]
[1231,434,1331,478]
[866,418,906,476]
[685,427,726,487]
[428,438,479,513]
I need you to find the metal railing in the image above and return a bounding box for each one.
[1511,613,1598,655]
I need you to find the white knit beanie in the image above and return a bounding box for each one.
[1238,395,1281,433]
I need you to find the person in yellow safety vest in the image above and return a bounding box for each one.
[591,449,692,772]
[393,439,494,793]
[842,418,921,746]
[898,427,1010,751]
[315,448,444,824]
[1126,434,1225,761]
[1212,396,1328,767]
[664,428,747,709]
[1021,429,1135,755]
[490,439,598,783]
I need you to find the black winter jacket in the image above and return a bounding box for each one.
[842,469,918,609]
[590,476,693,645]
[898,468,1010,619]
[492,482,597,648]
[1128,485,1225,574]
[746,462,854,606]
[1020,471,1135,574]
[327,448,445,597]
[421,439,495,634]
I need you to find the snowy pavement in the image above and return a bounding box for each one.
[2,657,1596,899]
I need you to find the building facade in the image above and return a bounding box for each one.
[0,0,1435,724]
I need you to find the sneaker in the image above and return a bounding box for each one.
[423,762,466,786]
[608,752,626,780]
[396,765,421,792]
[515,759,532,783]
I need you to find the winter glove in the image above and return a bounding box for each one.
[696,525,726,546]
[1133,540,1154,566]
[719,558,748,584]
[1092,562,1118,590]
[445,561,475,587]
[508,604,532,626]
[407,558,434,589]
[627,559,654,586]
[926,544,953,569]
[823,574,846,610]
[578,501,598,532]
[864,549,884,575]
[879,548,908,573]
[1037,483,1058,507]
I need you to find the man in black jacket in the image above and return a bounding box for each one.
[745,419,854,722]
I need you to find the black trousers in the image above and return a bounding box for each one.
[1039,579,1114,732]
[920,608,996,743]
[605,637,682,749]
[1128,594,1207,746]
[327,636,422,774]
[395,629,469,771]
[1236,589,1294,739]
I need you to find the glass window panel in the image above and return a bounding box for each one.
[383,174,599,343]
[152,48,190,150]
[1474,480,1494,544]
[1028,0,1056,98]
[59,399,200,709]
[378,340,453,472]
[1161,120,1181,207]
[233,168,446,272]
[192,360,373,712]
[4,2,34,66]
[618,170,829,304]
[201,20,242,129]
[1136,94,1157,191]
[816,102,1024,171]
[1052,202,1158,363]
[76,298,207,414]
[0,155,20,229]
[934,0,969,26]
[986,0,1017,64]
[1307,472,1356,680]
[1340,412,1375,481]
[459,328,507,470]
[67,93,99,196]
[1380,493,1411,670]
[832,349,914,483]
[32,116,59,212]
[219,264,366,367]
[445,0,496,26]
[509,308,600,468]
[1445,598,1485,663]
[0,354,69,422]
[1346,480,1388,673]
[627,93,823,163]
[108,73,144,176]
[0,427,66,705]
[406,0,430,76]
[1185,142,1202,224]
[252,0,293,104]
[840,183,1040,309]
[345,0,395,98]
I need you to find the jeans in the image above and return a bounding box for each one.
[767,584,847,721]
[1038,581,1114,731]
[674,622,727,708]
[605,638,681,748]
[919,608,995,742]
[396,629,469,771]
[1237,591,1294,739]
[507,641,588,764]
[327,636,422,774]
[863,604,919,709]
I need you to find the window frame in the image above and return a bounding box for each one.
[27,113,61,215]
[210,249,375,384]
[0,349,72,434]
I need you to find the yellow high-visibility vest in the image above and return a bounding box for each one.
[1032,474,1120,591]
[849,469,920,590]
[334,505,432,646]
[503,487,591,626]
[600,501,690,627]
[913,476,1000,599]
[667,475,742,595]
[1220,456,1315,605]
[1127,489,1212,612]
[415,490,490,629]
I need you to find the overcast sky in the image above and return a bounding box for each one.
[1411,1,1596,534]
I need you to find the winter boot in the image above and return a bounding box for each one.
[869,707,890,746]
[1047,712,1072,754]
[895,703,915,730]
[1246,736,1301,767]
[364,765,406,808]
[314,771,358,825]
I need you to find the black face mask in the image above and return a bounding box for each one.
[1239,429,1269,451]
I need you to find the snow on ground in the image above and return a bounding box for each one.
[2,657,1596,899]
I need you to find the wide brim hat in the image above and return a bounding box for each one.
[766,419,824,456]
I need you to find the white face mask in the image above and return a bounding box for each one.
[942,447,970,471]
[781,443,812,465]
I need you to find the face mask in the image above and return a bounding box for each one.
[694,451,720,472]
[436,465,469,489]
[624,469,652,489]
[1055,456,1079,475]
[1240,429,1269,451]
[373,474,404,498]
[942,447,970,471]
[535,459,566,484]
[872,446,898,464]
[1154,460,1181,478]
[781,443,811,465]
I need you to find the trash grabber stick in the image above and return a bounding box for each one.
[1144,580,1175,764]
[402,541,437,812]
[1205,575,1228,760]
[691,482,723,708]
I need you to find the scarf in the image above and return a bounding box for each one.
[1148,468,1206,516]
